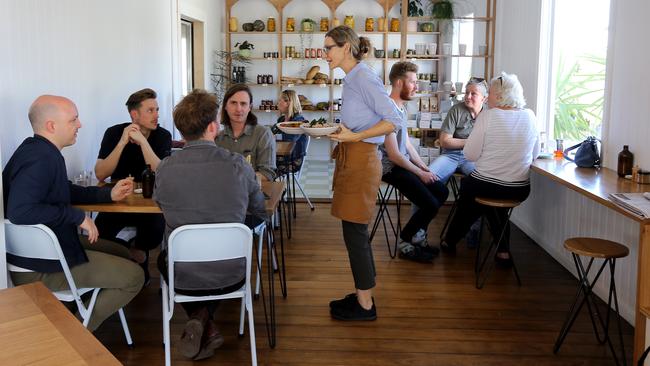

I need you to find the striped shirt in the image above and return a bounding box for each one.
[463,108,539,186]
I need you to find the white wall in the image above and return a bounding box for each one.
[179,0,225,93]
[498,0,650,325]
[0,0,176,176]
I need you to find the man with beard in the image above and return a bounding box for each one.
[379,62,449,263]
[94,88,171,284]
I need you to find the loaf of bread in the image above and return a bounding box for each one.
[306,66,320,80]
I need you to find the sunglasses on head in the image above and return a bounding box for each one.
[467,77,488,88]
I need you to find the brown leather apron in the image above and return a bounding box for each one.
[330,141,382,224]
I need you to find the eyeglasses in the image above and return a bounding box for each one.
[467,77,487,88]
[497,76,503,87]
[322,44,339,54]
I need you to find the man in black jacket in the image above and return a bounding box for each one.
[3,95,144,332]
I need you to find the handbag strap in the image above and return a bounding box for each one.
[562,142,582,163]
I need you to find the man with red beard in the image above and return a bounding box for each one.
[94,88,171,284]
[379,62,449,263]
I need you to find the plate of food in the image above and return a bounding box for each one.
[301,118,339,137]
[277,121,305,135]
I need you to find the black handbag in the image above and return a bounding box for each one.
[563,136,601,168]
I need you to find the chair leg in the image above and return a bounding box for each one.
[239,297,246,336]
[255,226,265,296]
[294,175,314,210]
[118,308,134,348]
[161,279,171,366]
[81,288,100,328]
[246,289,258,366]
[475,208,518,289]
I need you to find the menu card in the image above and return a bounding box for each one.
[608,193,650,219]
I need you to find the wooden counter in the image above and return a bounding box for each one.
[532,158,650,360]
[0,282,120,365]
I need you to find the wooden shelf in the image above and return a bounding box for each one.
[641,306,650,318]
[406,31,441,35]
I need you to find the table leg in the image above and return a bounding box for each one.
[634,224,650,361]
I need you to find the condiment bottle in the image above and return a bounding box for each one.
[332,17,340,27]
[344,15,354,29]
[229,17,238,32]
[617,145,634,177]
[554,139,564,158]
[286,17,295,32]
[390,18,400,32]
[320,17,329,32]
[267,17,276,32]
[365,18,374,32]
[141,164,155,198]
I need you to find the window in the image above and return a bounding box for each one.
[180,19,194,95]
[538,0,610,146]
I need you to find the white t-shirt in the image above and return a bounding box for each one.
[463,108,539,185]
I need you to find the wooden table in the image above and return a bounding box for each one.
[75,181,285,216]
[531,158,650,360]
[0,282,120,365]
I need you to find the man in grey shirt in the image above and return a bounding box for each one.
[154,89,266,361]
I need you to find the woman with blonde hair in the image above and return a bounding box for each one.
[272,89,307,173]
[324,25,402,321]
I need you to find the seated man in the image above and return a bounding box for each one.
[429,77,488,183]
[215,84,277,182]
[94,88,171,283]
[154,89,267,360]
[3,95,144,332]
[380,62,449,263]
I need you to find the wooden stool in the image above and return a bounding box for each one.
[474,197,523,289]
[369,183,402,258]
[439,173,464,243]
[553,237,629,366]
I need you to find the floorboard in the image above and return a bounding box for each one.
[95,203,634,365]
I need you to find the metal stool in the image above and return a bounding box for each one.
[474,197,522,289]
[553,237,629,366]
[439,173,463,243]
[369,183,402,258]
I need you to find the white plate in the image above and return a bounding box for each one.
[301,123,339,137]
[134,188,143,194]
[277,122,304,135]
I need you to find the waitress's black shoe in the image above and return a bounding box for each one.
[329,293,356,309]
[330,297,377,321]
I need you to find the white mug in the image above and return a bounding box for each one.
[442,43,451,55]
[427,43,437,55]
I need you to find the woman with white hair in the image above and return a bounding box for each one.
[441,72,539,267]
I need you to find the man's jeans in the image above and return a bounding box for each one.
[428,149,475,184]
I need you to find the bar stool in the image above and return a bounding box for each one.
[369,183,402,258]
[439,173,463,243]
[553,237,629,366]
[474,197,523,289]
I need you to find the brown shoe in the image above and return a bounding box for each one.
[178,318,204,358]
[192,331,225,361]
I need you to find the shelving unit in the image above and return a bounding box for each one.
[225,0,495,159]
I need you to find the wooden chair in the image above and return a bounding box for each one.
[553,237,629,366]
[473,197,523,289]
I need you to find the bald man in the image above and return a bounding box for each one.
[2,95,144,332]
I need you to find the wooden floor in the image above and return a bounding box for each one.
[95,203,634,365]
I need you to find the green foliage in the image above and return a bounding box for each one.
[553,54,605,141]
[431,0,454,19]
[408,0,424,17]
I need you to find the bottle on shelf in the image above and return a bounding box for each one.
[617,145,634,177]
[141,164,155,199]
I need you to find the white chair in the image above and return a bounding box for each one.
[161,223,257,366]
[292,135,314,210]
[4,219,133,346]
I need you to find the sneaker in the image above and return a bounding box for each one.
[411,229,427,245]
[330,297,377,321]
[398,242,434,263]
[178,318,204,358]
[329,293,357,309]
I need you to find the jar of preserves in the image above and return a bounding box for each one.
[286,17,295,32]
[390,17,400,32]
[344,15,354,29]
[365,18,374,32]
[267,17,276,32]
[377,17,386,32]
[229,17,238,32]
[320,17,329,32]
[332,17,340,27]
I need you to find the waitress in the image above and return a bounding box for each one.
[324,26,402,321]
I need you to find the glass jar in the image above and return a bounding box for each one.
[344,15,354,29]
[332,17,340,27]
[390,17,400,32]
[286,17,295,32]
[365,18,374,32]
[267,17,276,32]
[229,17,238,32]
[320,17,329,32]
[377,17,386,32]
